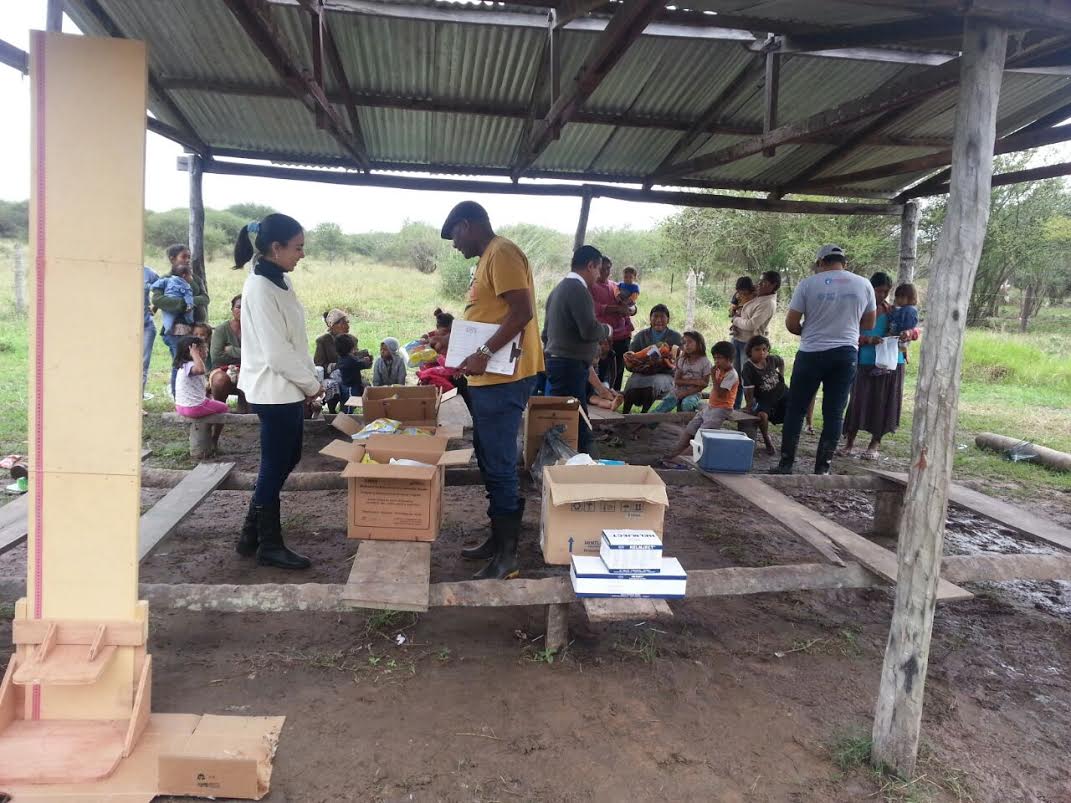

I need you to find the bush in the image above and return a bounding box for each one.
[144,208,190,252]
[440,251,475,298]
[0,200,28,240]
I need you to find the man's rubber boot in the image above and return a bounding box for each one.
[474,511,522,581]
[255,502,312,570]
[463,499,524,560]
[814,446,835,476]
[236,496,259,556]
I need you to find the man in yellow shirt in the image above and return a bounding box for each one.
[439,201,544,580]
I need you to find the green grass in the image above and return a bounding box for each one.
[0,241,1069,498]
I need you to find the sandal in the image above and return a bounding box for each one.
[861,449,880,461]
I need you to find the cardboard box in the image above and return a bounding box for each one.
[330,412,462,442]
[157,714,285,800]
[360,385,442,427]
[523,396,581,469]
[570,555,687,598]
[540,465,668,565]
[321,433,472,541]
[600,529,663,574]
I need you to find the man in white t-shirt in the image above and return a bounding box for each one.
[773,244,876,475]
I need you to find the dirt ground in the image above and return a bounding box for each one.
[1,419,1070,802]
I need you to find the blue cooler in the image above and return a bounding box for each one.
[691,430,754,473]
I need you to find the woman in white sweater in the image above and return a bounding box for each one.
[234,214,322,570]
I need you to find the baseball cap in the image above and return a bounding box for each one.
[440,201,490,239]
[816,244,845,261]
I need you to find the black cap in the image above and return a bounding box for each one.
[440,201,490,239]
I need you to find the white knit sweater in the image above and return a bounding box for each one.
[237,272,320,404]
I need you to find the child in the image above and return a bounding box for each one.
[336,333,372,409]
[373,337,407,386]
[741,335,787,455]
[888,283,920,363]
[616,266,641,306]
[729,276,756,338]
[191,323,213,370]
[651,331,711,414]
[589,341,624,410]
[151,265,195,335]
[660,341,740,465]
[173,336,229,421]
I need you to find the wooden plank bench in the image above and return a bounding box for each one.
[138,462,236,561]
[342,541,432,613]
[869,470,1071,553]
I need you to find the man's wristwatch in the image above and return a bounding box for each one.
[475,344,493,358]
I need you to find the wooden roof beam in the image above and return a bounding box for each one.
[788,122,1071,192]
[911,161,1071,197]
[222,0,371,171]
[512,0,664,178]
[782,15,964,52]
[843,0,1071,34]
[0,38,28,74]
[80,0,211,158]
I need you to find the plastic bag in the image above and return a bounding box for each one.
[874,336,900,372]
[352,418,402,440]
[530,424,578,488]
[1005,440,1039,463]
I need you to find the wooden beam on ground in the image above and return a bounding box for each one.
[513,0,664,178]
[138,463,235,561]
[202,158,904,215]
[941,554,1071,583]
[870,469,1071,552]
[898,200,919,284]
[582,597,673,622]
[221,0,370,170]
[80,0,211,158]
[342,541,431,612]
[0,496,29,556]
[160,411,338,427]
[872,19,1009,779]
[432,577,573,606]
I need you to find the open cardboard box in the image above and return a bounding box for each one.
[540,464,668,565]
[321,433,472,541]
[522,396,581,469]
[346,385,451,428]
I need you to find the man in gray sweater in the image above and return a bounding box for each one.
[543,245,612,453]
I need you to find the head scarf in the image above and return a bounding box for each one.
[325,308,348,328]
[382,337,403,360]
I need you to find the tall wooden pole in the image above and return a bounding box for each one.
[573,191,592,251]
[871,18,1007,778]
[46,0,63,32]
[897,199,918,285]
[187,153,207,323]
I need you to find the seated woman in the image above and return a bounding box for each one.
[209,295,247,412]
[315,309,351,412]
[621,305,683,414]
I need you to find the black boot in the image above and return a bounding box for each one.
[768,457,794,475]
[814,445,835,476]
[236,496,259,557]
[255,502,312,570]
[462,499,524,560]
[474,510,522,581]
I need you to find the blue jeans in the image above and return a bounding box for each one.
[652,391,702,414]
[732,339,748,409]
[142,321,156,392]
[251,402,305,506]
[467,376,537,517]
[780,347,858,469]
[545,356,592,454]
[162,332,181,396]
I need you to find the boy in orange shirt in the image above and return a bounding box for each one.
[660,340,739,466]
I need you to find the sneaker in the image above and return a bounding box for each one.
[143,391,154,401]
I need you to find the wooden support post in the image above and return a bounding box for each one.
[872,489,903,538]
[545,603,569,652]
[188,420,215,460]
[762,50,780,157]
[573,192,592,251]
[898,200,919,285]
[187,153,207,323]
[46,0,64,32]
[871,19,1008,779]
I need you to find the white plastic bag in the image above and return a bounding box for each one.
[874,336,900,371]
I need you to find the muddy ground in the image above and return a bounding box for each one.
[1,419,1069,802]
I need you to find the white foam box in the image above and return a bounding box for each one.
[570,555,687,598]
[600,529,663,574]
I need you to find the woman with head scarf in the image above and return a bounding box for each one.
[372,337,408,386]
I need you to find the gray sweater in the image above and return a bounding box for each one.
[542,276,612,363]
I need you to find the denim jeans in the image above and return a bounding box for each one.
[545,356,592,454]
[251,402,305,506]
[652,391,702,414]
[732,339,748,409]
[780,347,858,469]
[161,332,181,396]
[142,321,156,392]
[467,376,537,517]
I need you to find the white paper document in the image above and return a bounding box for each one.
[444,320,523,376]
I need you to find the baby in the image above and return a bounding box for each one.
[151,265,195,332]
[729,276,755,337]
[616,266,640,306]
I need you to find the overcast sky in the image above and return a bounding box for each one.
[0,2,677,235]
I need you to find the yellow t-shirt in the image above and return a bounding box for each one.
[463,236,545,387]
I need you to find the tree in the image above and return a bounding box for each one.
[144,208,190,252]
[226,203,276,222]
[308,222,347,261]
[0,200,28,240]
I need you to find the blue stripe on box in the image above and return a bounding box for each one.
[574,592,686,599]
[573,569,685,580]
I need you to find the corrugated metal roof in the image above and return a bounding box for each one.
[62,0,1071,199]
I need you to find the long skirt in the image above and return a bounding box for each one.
[843,363,904,439]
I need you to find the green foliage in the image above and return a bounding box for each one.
[0,200,28,240]
[144,208,190,253]
[439,250,475,298]
[307,222,347,261]
[498,223,571,277]
[225,202,276,221]
[588,225,667,272]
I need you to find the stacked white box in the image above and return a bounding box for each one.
[600,529,663,574]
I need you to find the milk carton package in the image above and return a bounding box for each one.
[600,529,663,574]
[570,555,687,598]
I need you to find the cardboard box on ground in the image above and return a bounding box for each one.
[540,465,669,565]
[321,433,472,541]
[346,385,450,429]
[523,397,580,469]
